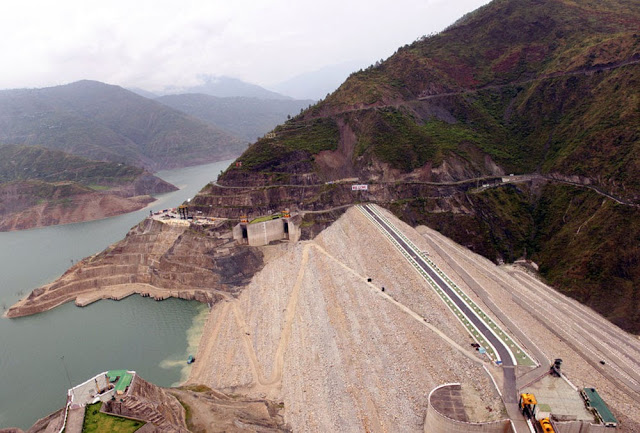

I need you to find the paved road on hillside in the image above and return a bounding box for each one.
[360,205,518,403]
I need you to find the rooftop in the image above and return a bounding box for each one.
[523,374,595,423]
[583,387,618,426]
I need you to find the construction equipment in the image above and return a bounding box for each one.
[519,393,537,420]
[539,418,555,432]
[550,358,563,377]
[178,205,189,219]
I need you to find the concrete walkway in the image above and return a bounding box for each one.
[64,405,85,433]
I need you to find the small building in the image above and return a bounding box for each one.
[233,213,299,246]
[582,388,618,428]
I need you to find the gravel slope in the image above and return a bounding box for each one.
[189,207,503,432]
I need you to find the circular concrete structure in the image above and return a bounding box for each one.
[424,383,511,433]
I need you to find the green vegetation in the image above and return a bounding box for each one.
[250,213,282,224]
[275,118,339,154]
[0,80,245,171]
[355,108,438,171]
[226,0,640,191]
[81,403,144,433]
[392,183,640,333]
[532,184,640,332]
[0,145,143,187]
[237,118,339,172]
[172,396,199,433]
[179,384,212,393]
[218,0,640,331]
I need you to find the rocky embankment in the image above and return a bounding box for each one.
[0,173,176,232]
[5,218,263,318]
[193,176,483,220]
[102,376,189,433]
[186,207,504,432]
[1,379,289,433]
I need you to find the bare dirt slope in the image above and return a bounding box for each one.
[188,207,503,432]
[0,186,154,232]
[169,386,290,433]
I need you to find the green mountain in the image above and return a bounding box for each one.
[156,93,314,142]
[202,0,640,332]
[1,144,139,184]
[0,144,177,231]
[0,80,246,171]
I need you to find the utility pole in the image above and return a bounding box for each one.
[61,356,75,400]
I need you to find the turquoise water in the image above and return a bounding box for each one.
[0,159,232,429]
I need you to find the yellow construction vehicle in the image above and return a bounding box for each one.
[539,418,555,432]
[519,393,537,420]
[178,204,189,219]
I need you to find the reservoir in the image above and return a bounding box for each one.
[0,159,233,430]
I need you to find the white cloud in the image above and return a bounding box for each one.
[0,0,490,90]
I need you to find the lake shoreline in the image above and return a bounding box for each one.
[0,159,234,429]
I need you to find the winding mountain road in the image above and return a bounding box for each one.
[359,205,519,400]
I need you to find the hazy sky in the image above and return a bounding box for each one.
[0,0,490,91]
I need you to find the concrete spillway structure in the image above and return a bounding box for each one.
[233,216,299,246]
[424,383,512,433]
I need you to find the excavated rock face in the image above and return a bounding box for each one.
[191,178,484,221]
[6,218,264,318]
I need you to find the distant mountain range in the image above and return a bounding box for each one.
[161,75,292,100]
[270,60,369,100]
[156,94,313,142]
[0,80,245,171]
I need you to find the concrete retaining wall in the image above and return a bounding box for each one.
[424,383,512,433]
[555,421,610,433]
[247,218,285,246]
[232,224,245,244]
